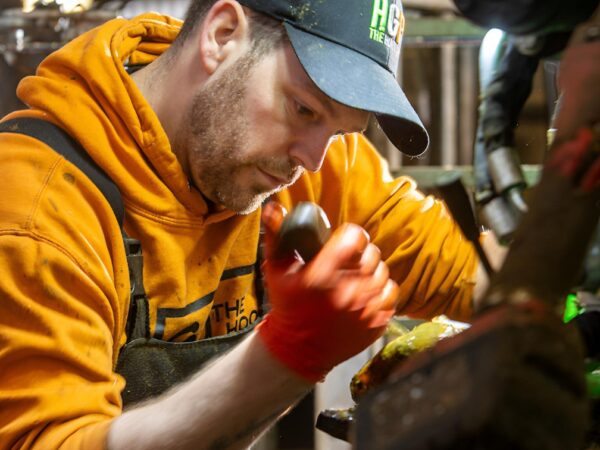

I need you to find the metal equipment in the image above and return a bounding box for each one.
[273,202,331,263]
[463,0,599,243]
[354,144,599,448]
[349,3,600,447]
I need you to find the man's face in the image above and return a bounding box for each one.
[180,41,369,215]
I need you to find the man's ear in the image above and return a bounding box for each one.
[199,0,250,75]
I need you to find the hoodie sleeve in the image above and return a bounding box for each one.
[0,132,127,449]
[274,133,478,322]
[0,235,122,449]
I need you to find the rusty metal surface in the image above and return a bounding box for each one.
[354,303,588,450]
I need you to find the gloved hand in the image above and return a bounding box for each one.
[257,202,399,383]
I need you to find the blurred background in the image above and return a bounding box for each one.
[0,1,559,449]
[0,0,553,172]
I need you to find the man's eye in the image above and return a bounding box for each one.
[295,101,314,118]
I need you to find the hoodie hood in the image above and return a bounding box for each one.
[16,13,226,221]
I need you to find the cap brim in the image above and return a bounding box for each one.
[284,23,429,157]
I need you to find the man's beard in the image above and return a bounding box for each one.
[181,52,302,215]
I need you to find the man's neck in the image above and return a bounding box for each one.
[130,60,162,121]
[130,53,185,149]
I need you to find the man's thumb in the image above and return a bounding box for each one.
[261,201,287,261]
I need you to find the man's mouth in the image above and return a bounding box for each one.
[258,167,290,187]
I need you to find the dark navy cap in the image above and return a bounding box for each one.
[237,0,429,156]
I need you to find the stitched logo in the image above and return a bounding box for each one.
[369,0,405,47]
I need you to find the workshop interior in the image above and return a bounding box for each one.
[0,0,599,449]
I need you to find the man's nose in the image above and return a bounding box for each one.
[288,130,334,173]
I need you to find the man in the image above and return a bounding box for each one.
[0,1,489,449]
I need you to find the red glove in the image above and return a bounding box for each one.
[257,202,399,382]
[546,127,598,192]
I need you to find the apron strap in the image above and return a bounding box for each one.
[0,118,124,226]
[123,233,151,341]
[0,118,149,342]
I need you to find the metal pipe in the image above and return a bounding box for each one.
[440,42,457,166]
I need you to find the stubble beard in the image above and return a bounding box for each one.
[183,53,302,215]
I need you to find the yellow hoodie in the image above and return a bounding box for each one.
[0,13,477,449]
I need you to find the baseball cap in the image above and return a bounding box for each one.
[237,0,429,156]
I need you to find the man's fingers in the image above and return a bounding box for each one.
[340,270,398,315]
[307,240,383,290]
[307,223,369,283]
[348,261,390,305]
[382,279,400,311]
[360,279,400,322]
[370,260,389,289]
[358,243,381,275]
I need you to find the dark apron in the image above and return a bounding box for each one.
[115,318,258,406]
[115,234,266,406]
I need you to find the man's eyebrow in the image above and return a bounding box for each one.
[295,74,338,116]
